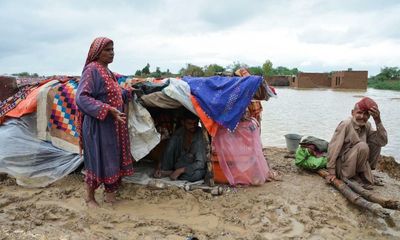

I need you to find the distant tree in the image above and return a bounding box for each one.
[142,63,150,75]
[134,70,142,76]
[156,67,161,74]
[180,64,204,77]
[262,60,273,77]
[248,66,264,76]
[178,67,186,76]
[150,67,162,78]
[161,69,173,77]
[379,67,400,80]
[204,64,225,76]
[369,67,400,82]
[12,72,39,77]
[227,61,249,73]
[270,66,298,76]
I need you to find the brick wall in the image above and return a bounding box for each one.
[294,73,330,88]
[266,75,292,86]
[331,71,368,90]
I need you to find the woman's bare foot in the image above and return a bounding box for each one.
[85,184,99,208]
[104,192,117,204]
[85,198,100,208]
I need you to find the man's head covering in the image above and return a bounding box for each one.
[84,37,113,67]
[356,97,378,111]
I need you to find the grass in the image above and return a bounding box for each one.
[368,80,400,91]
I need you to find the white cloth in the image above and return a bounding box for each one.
[128,98,161,161]
[162,78,196,115]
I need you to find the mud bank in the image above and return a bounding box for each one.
[1,147,400,240]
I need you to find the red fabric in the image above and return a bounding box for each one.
[5,85,41,118]
[357,97,377,111]
[190,95,219,137]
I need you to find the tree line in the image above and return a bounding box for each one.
[10,64,400,83]
[368,67,400,91]
[133,60,299,78]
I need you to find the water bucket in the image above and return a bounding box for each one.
[284,134,302,153]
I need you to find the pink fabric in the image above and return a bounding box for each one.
[212,119,271,186]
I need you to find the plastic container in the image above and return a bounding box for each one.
[284,134,302,153]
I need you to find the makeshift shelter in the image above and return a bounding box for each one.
[0,73,276,188]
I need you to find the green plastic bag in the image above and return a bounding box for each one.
[295,147,327,170]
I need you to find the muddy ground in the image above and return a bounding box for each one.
[1,147,400,240]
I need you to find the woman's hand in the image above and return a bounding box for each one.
[122,85,139,99]
[124,86,135,92]
[109,107,126,123]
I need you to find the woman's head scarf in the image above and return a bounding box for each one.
[84,37,113,67]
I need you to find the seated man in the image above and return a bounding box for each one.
[326,97,388,188]
[154,110,206,182]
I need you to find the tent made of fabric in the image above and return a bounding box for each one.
[0,74,275,187]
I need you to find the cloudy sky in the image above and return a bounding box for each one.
[1,0,399,76]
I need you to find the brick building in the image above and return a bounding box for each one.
[291,72,330,88]
[331,71,368,90]
[265,75,293,86]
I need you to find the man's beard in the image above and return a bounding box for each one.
[352,116,367,126]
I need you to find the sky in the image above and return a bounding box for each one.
[1,0,399,76]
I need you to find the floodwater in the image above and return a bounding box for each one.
[260,87,400,162]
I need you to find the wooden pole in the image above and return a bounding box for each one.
[342,178,400,210]
[317,169,394,224]
[201,123,214,187]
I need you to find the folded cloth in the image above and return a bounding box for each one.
[299,136,329,153]
[357,97,377,111]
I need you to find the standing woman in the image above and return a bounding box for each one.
[76,37,133,207]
